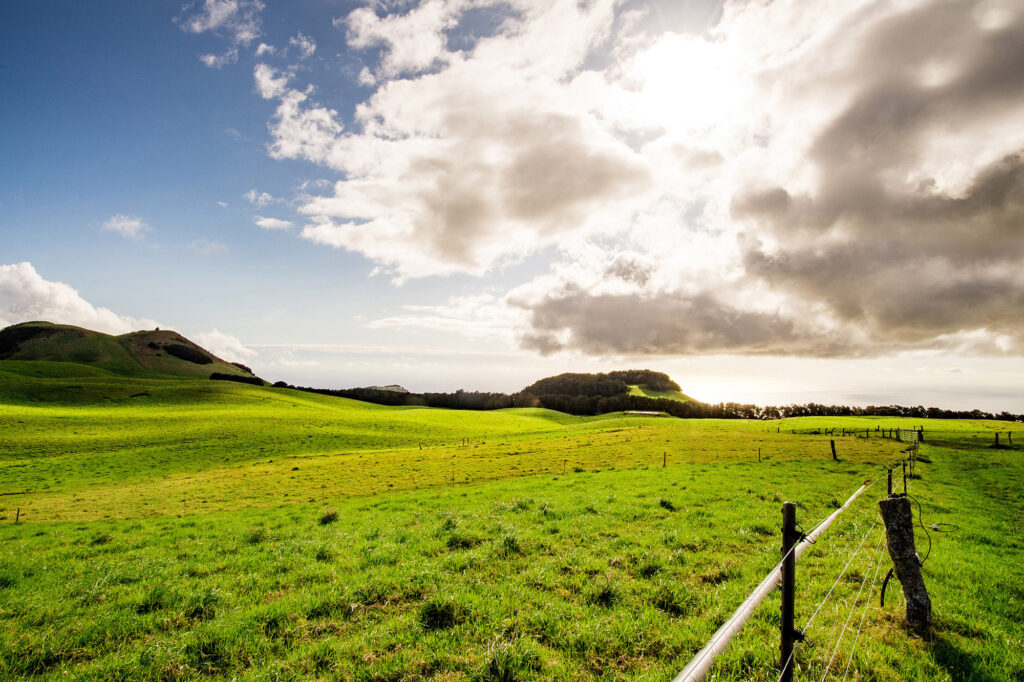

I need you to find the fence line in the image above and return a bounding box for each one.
[672,482,872,682]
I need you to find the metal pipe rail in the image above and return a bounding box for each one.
[672,483,871,682]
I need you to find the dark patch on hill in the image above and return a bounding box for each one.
[163,343,213,365]
[210,372,266,386]
[0,323,79,359]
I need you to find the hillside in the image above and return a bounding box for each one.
[627,384,693,402]
[0,321,256,382]
[520,369,684,398]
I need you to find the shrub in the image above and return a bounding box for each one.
[318,509,339,525]
[210,372,264,386]
[164,343,212,365]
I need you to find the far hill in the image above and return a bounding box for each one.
[521,369,690,402]
[0,321,257,380]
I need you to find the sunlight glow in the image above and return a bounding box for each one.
[630,34,744,134]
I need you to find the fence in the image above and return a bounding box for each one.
[787,425,1021,449]
[673,453,921,681]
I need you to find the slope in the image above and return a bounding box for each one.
[0,321,255,383]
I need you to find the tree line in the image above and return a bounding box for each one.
[270,373,1023,423]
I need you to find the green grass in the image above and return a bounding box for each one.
[627,384,693,402]
[0,364,1021,680]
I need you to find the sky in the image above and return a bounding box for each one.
[2,0,1024,411]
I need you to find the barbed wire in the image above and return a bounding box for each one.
[839,537,888,682]
[818,533,887,682]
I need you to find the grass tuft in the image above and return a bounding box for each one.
[318,509,339,525]
[418,598,467,630]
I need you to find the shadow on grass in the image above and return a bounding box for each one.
[927,633,1001,682]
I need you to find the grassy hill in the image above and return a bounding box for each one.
[0,321,254,381]
[627,384,693,402]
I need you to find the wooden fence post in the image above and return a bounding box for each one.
[878,496,931,631]
[14,508,20,524]
[918,428,924,443]
[663,452,667,468]
[830,440,838,461]
[780,502,797,682]
[995,433,1000,447]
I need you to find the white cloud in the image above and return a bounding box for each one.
[288,32,316,59]
[254,216,293,230]
[243,188,276,207]
[199,48,238,68]
[177,0,264,46]
[253,63,289,99]
[255,42,276,56]
[189,239,228,257]
[217,200,228,207]
[194,328,257,362]
[101,214,148,239]
[0,262,157,334]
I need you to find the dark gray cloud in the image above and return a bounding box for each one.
[516,287,852,357]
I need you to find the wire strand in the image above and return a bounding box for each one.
[839,538,888,681]
[818,532,886,682]
[803,519,881,633]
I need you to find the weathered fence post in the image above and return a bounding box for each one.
[1008,432,1013,446]
[918,428,924,443]
[14,507,19,524]
[830,440,838,461]
[995,432,1000,447]
[878,496,932,631]
[780,502,797,682]
[758,448,761,463]
[663,452,667,468]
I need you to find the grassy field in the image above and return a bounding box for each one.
[1,364,1022,680]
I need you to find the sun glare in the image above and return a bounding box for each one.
[631,34,743,133]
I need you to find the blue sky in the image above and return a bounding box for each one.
[3,0,1024,411]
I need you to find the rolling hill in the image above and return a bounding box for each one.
[0,321,256,381]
